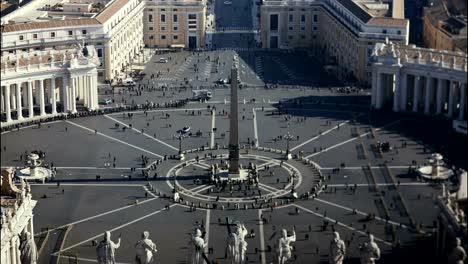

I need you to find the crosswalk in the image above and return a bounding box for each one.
[155,77,176,82]
[201,61,212,79]
[218,47,261,52]
[255,56,263,78]
[174,56,193,80]
[272,57,299,80]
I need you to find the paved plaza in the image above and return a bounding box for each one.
[2,79,467,263]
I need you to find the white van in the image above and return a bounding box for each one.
[122,79,136,86]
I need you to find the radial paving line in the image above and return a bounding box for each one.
[205,209,211,254]
[320,166,410,170]
[104,115,178,151]
[30,183,147,187]
[35,197,158,237]
[326,182,430,187]
[305,119,403,158]
[55,204,177,254]
[290,119,353,151]
[258,210,267,264]
[293,204,392,246]
[65,121,164,158]
[211,110,216,148]
[253,108,259,147]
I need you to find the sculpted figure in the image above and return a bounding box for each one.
[20,231,38,264]
[359,234,380,264]
[190,229,207,264]
[96,231,121,264]
[448,237,466,264]
[329,231,346,264]
[227,224,248,264]
[277,228,296,264]
[135,231,158,264]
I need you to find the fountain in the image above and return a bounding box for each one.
[16,153,55,183]
[417,153,454,180]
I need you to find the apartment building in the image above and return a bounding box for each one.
[260,0,409,85]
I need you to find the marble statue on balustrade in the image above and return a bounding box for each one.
[448,237,467,264]
[20,231,38,264]
[329,231,346,264]
[189,228,207,264]
[226,223,248,264]
[135,231,158,264]
[359,234,380,264]
[96,231,121,264]
[277,227,296,264]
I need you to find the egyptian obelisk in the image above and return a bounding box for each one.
[228,57,240,175]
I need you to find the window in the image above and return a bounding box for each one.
[149,26,154,31]
[173,9,178,11]
[288,26,293,31]
[382,29,387,33]
[270,14,278,31]
[161,35,166,40]
[161,8,165,11]
[19,35,24,40]
[149,35,154,39]
[82,30,87,35]
[313,26,317,30]
[68,31,73,36]
[188,14,196,20]
[148,8,153,11]
[50,32,56,38]
[160,14,166,23]
[173,14,178,23]
[288,35,293,40]
[188,20,197,25]
[173,26,178,31]
[313,14,318,22]
[289,14,293,22]
[33,34,38,39]
[149,14,153,22]
[397,30,401,35]
[301,15,305,22]
[189,25,197,29]
[173,35,178,40]
[97,49,103,57]
[160,26,166,31]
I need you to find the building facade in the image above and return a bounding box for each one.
[260,0,409,85]
[1,0,206,82]
[1,168,38,263]
[371,41,467,122]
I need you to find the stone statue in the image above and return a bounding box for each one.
[189,228,207,264]
[135,231,158,264]
[20,231,38,264]
[329,231,346,264]
[96,231,121,264]
[447,237,466,264]
[277,228,296,264]
[359,234,380,264]
[226,223,248,264]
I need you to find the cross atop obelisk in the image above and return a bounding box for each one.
[228,56,240,175]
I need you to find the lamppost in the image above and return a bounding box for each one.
[174,133,188,160]
[284,131,293,160]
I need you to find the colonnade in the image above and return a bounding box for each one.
[373,71,467,120]
[1,73,98,125]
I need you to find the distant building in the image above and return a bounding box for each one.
[422,0,467,53]
[260,0,409,86]
[1,168,38,263]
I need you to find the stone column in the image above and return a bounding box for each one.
[393,73,401,112]
[10,239,16,264]
[413,76,420,112]
[16,82,23,119]
[51,77,57,114]
[4,84,12,122]
[400,73,408,111]
[459,83,466,120]
[62,76,69,113]
[424,77,432,114]
[228,65,240,174]
[371,69,378,107]
[376,73,383,109]
[447,81,455,117]
[28,81,34,118]
[436,79,444,114]
[0,87,4,112]
[71,77,77,113]
[39,79,46,116]
[87,75,92,109]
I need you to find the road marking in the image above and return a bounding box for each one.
[290,119,353,151]
[253,108,259,147]
[305,119,403,158]
[30,183,146,187]
[104,115,178,151]
[65,120,164,158]
[313,198,412,230]
[293,204,392,246]
[205,209,211,254]
[35,196,158,237]
[258,209,267,264]
[55,204,177,254]
[258,183,279,193]
[211,110,216,148]
[326,182,431,187]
